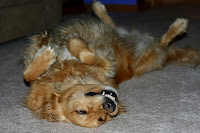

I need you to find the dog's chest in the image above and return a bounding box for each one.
[57,46,78,62]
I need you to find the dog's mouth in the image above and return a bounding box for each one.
[101,89,117,101]
[101,89,118,116]
[85,86,119,116]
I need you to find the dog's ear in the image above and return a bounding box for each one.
[36,91,61,122]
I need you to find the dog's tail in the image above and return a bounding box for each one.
[159,18,188,48]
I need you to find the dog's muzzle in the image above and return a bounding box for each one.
[100,87,118,115]
[85,86,118,115]
[101,89,117,113]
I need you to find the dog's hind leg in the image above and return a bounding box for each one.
[166,46,200,67]
[160,18,188,48]
[92,1,116,28]
[131,45,167,76]
[23,46,56,82]
[131,18,200,76]
[160,18,200,66]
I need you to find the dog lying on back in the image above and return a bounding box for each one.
[23,1,200,127]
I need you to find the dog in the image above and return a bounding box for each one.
[23,1,200,127]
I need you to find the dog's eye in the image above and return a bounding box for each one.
[98,117,104,122]
[76,110,88,115]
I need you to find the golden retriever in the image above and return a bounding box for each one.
[23,1,200,127]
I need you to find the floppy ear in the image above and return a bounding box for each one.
[35,91,61,122]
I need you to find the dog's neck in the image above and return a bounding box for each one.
[65,74,102,85]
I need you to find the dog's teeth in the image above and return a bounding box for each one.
[105,94,115,101]
[102,91,116,101]
[102,91,105,96]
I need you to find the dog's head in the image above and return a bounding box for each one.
[52,84,121,127]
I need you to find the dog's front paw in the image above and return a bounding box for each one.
[24,46,57,82]
[67,37,95,65]
[35,46,57,67]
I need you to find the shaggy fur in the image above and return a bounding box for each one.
[23,1,200,127]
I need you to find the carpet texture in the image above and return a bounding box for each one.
[0,4,200,133]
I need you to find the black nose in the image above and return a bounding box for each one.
[102,97,116,112]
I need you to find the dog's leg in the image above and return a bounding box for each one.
[167,46,200,67]
[67,36,116,78]
[131,46,166,76]
[92,1,116,28]
[131,18,200,76]
[67,37,95,65]
[160,18,200,66]
[23,46,56,82]
[160,18,188,48]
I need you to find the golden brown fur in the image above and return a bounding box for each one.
[23,1,200,127]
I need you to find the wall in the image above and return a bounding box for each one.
[84,0,137,5]
[162,0,200,5]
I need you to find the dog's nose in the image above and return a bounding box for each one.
[102,97,116,112]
